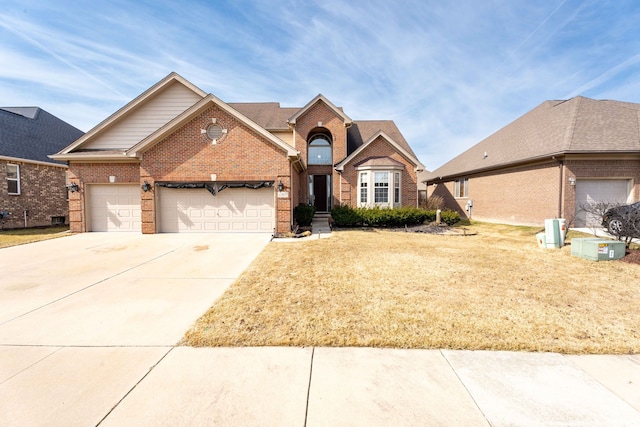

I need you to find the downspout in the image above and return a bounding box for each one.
[338,170,342,206]
[556,158,564,218]
[290,161,294,231]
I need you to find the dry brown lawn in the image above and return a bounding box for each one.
[0,226,70,249]
[183,223,640,354]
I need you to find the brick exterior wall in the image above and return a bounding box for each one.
[340,136,419,207]
[431,157,640,226]
[563,158,640,223]
[0,160,68,229]
[66,163,140,232]
[432,161,561,225]
[293,101,347,209]
[67,105,294,234]
[139,105,292,233]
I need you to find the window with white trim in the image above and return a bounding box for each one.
[374,172,389,203]
[7,164,20,195]
[454,178,468,198]
[357,170,402,207]
[359,172,368,204]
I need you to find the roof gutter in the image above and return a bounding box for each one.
[425,152,568,184]
[1,155,68,168]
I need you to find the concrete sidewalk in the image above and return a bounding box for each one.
[2,345,639,426]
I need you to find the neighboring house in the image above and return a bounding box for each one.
[425,96,640,227]
[51,72,424,234]
[1,107,83,229]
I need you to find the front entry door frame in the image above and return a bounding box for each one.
[309,174,332,212]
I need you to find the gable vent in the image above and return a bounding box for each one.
[207,124,223,140]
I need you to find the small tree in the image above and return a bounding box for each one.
[580,201,639,247]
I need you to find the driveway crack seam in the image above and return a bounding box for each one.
[95,346,175,426]
[303,347,315,427]
[0,346,63,386]
[440,350,494,426]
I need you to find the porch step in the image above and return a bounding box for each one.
[312,213,332,233]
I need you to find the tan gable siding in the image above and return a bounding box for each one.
[270,130,294,147]
[83,82,202,150]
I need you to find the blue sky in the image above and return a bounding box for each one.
[2,0,640,170]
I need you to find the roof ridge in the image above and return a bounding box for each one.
[563,96,582,151]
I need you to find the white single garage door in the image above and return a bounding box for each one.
[159,187,274,232]
[574,179,631,227]
[88,184,141,232]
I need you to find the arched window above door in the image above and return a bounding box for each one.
[308,134,332,165]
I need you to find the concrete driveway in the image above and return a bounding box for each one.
[0,232,271,425]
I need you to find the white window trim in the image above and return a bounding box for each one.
[357,167,402,208]
[358,171,368,205]
[454,178,468,198]
[7,163,20,195]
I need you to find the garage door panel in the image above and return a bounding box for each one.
[159,187,274,233]
[89,185,141,232]
[574,179,631,227]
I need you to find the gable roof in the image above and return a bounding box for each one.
[347,120,418,157]
[0,107,83,166]
[56,72,206,155]
[428,96,640,181]
[127,94,299,158]
[336,129,425,171]
[287,94,353,126]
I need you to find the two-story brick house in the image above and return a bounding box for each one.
[52,73,424,234]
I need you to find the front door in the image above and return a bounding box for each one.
[311,174,330,211]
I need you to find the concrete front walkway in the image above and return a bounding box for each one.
[1,233,639,426]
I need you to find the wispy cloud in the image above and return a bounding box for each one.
[2,1,640,168]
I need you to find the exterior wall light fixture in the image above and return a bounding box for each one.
[66,183,79,193]
[141,181,152,192]
[278,180,284,191]
[568,177,576,186]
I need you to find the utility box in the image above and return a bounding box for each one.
[544,219,563,248]
[536,232,546,248]
[571,238,626,261]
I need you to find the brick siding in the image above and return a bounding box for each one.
[66,163,140,232]
[293,101,348,209]
[339,136,419,208]
[0,160,69,229]
[69,105,293,234]
[432,157,640,226]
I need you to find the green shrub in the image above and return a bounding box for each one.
[331,206,435,227]
[294,204,316,226]
[330,205,362,227]
[440,210,461,226]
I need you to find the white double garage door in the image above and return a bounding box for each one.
[88,184,275,232]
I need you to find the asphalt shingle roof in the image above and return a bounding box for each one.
[347,120,417,158]
[428,96,640,180]
[229,103,416,158]
[0,107,83,165]
[228,103,298,130]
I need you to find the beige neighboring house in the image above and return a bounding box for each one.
[425,96,640,227]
